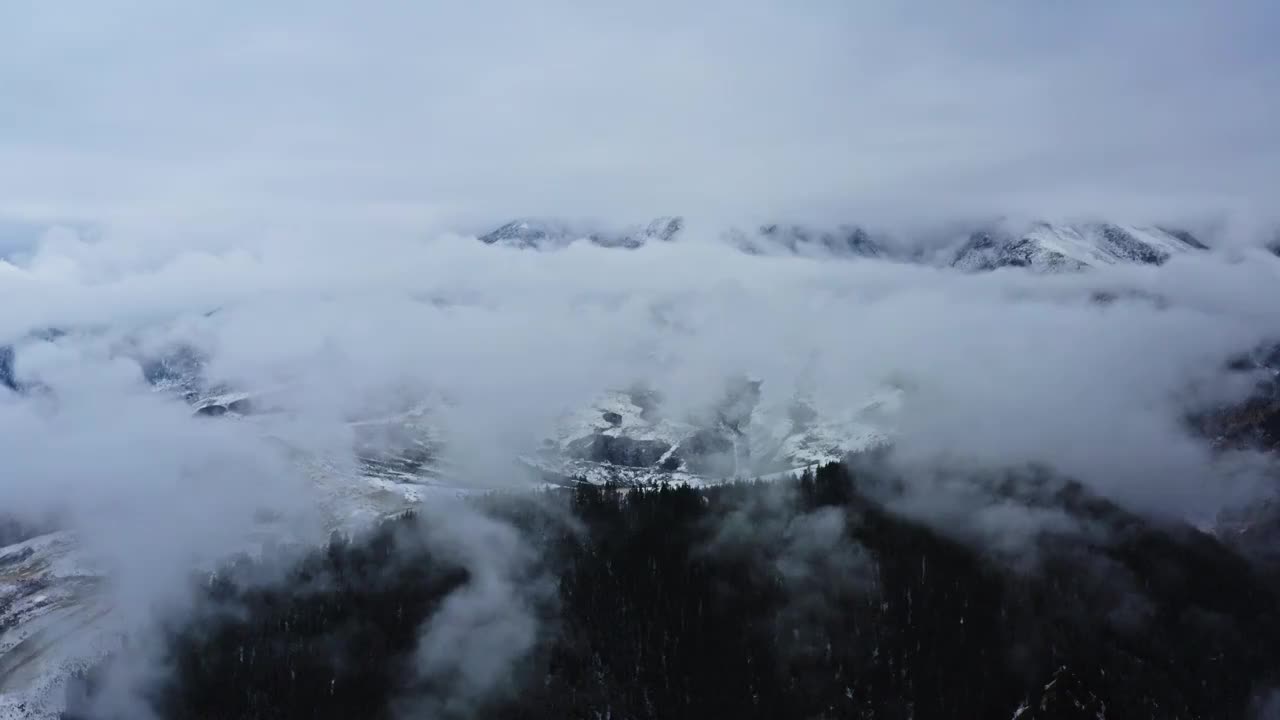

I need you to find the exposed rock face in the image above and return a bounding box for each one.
[566,434,674,469]
[194,403,229,417]
[478,219,582,249]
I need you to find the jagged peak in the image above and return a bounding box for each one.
[477,218,586,249]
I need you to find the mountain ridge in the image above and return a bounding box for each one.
[475,216,1219,272]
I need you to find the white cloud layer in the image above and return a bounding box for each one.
[4,231,1280,522]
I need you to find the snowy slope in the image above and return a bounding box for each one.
[949,223,1205,272]
[0,533,112,720]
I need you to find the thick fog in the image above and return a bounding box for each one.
[5,229,1280,517]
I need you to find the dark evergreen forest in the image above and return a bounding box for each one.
[62,463,1280,719]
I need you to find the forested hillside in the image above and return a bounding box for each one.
[62,463,1280,719]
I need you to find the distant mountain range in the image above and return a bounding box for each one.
[479,217,1226,272]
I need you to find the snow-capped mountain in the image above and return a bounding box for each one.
[476,216,1213,272]
[479,217,684,250]
[948,223,1207,272]
[526,378,897,487]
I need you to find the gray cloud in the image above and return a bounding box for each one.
[399,499,550,718]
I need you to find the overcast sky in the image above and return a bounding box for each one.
[2,0,1278,237]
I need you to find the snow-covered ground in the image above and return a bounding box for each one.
[0,533,112,720]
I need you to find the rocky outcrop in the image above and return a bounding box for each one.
[478,219,583,249]
[566,434,676,469]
